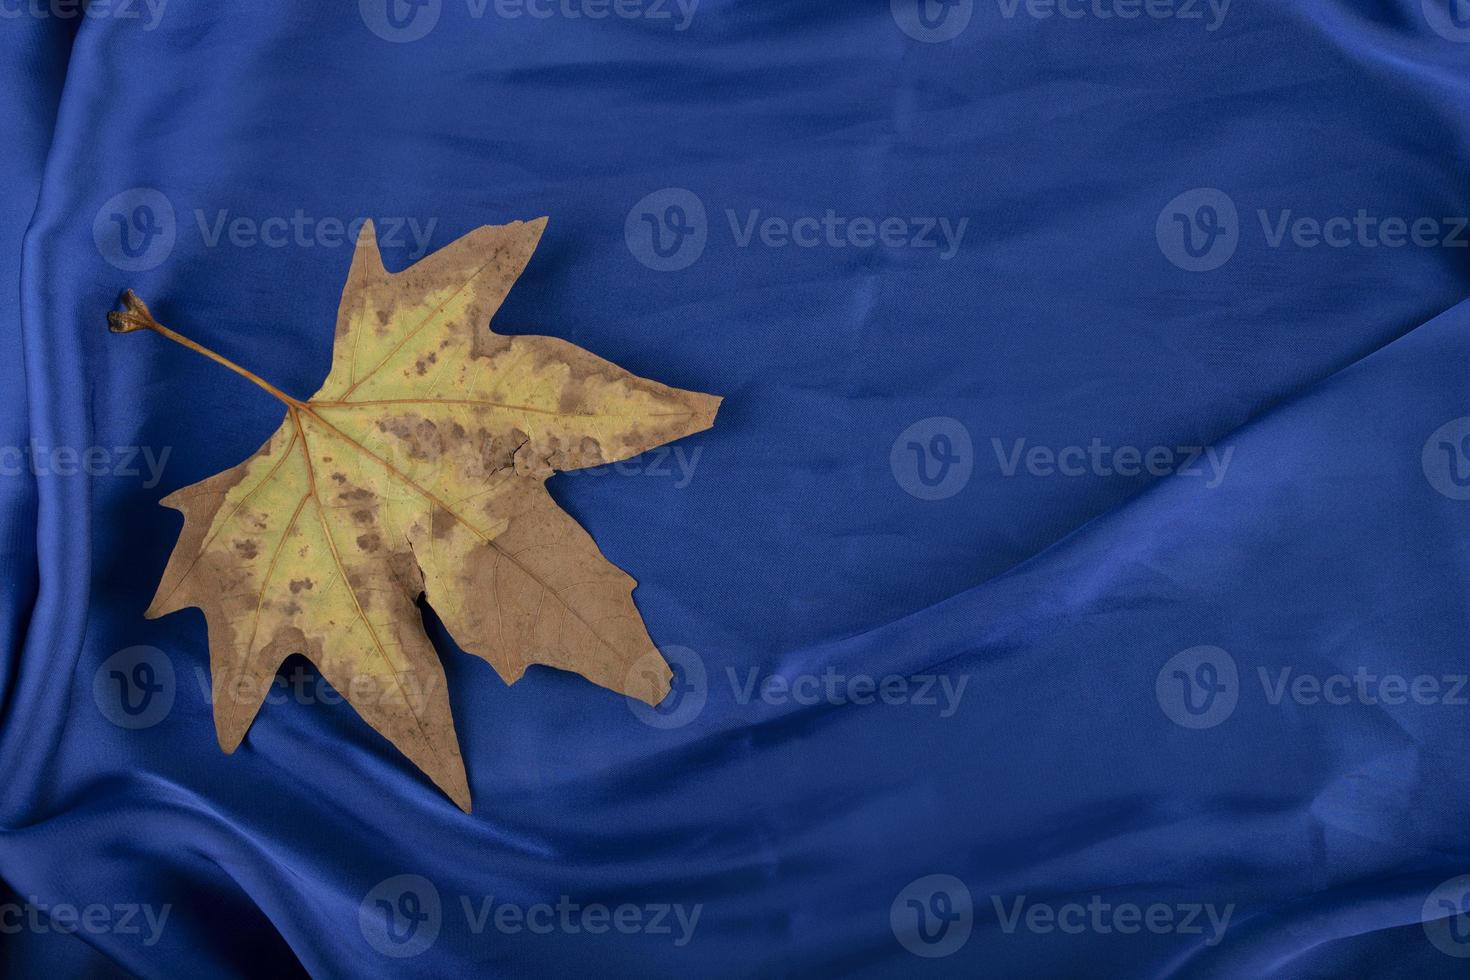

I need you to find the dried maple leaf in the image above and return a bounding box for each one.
[109,218,720,811]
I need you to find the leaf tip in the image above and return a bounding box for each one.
[436,769,474,813]
[217,730,244,755]
[686,391,722,437]
[629,656,673,707]
[513,216,549,249]
[703,391,724,420]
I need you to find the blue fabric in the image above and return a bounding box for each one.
[4,1,1470,976]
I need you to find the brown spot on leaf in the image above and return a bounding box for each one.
[289,578,314,594]
[558,378,589,415]
[468,429,518,478]
[357,532,381,552]
[233,539,259,559]
[376,415,442,461]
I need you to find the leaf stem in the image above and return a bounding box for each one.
[108,290,304,409]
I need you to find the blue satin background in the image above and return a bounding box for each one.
[4,0,1470,976]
